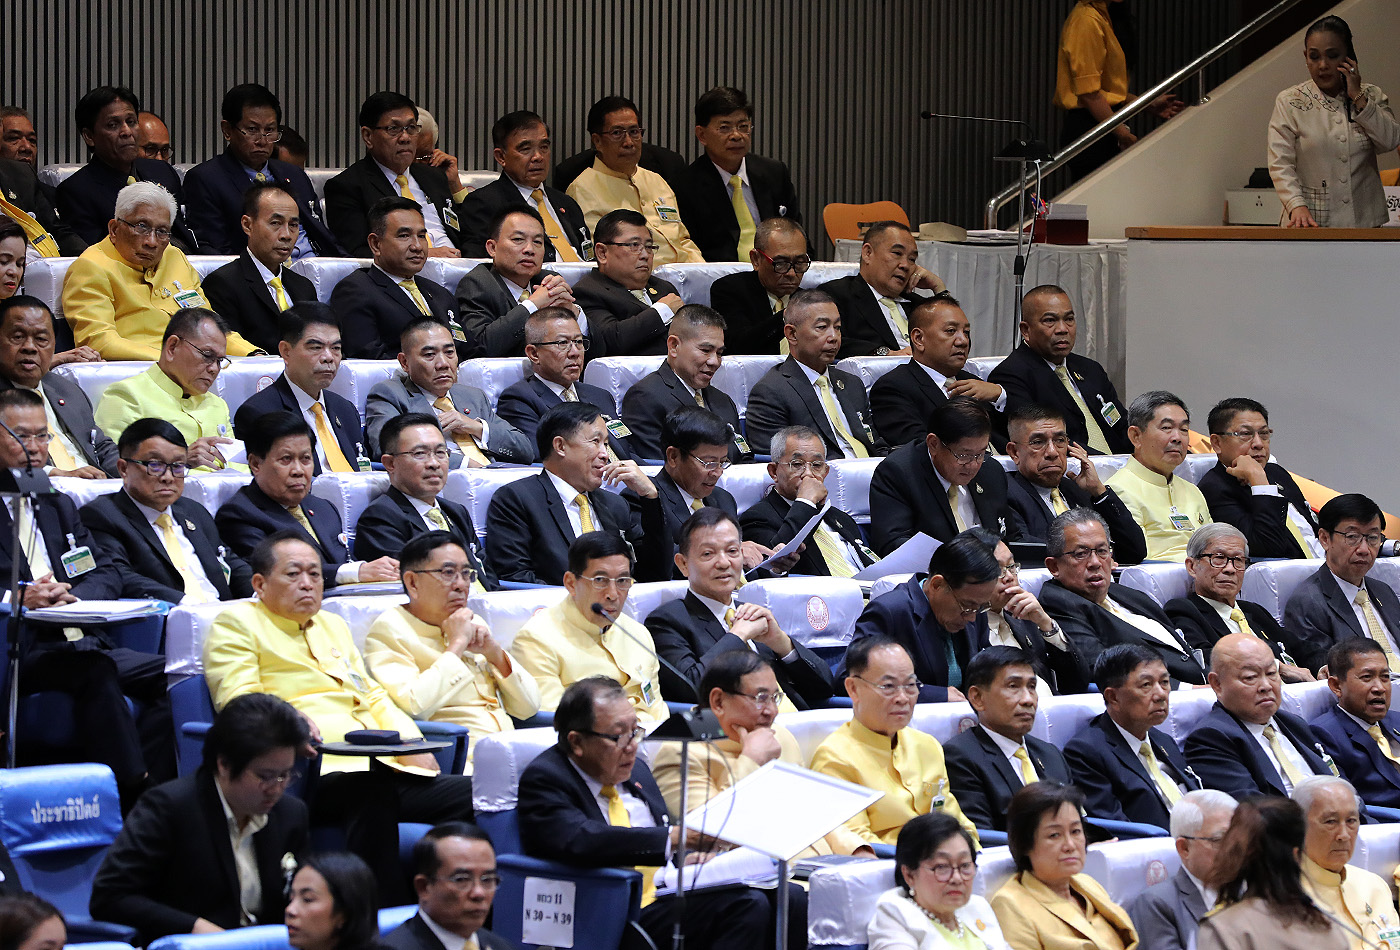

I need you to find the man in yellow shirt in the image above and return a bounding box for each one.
[1106,391,1212,562]
[810,637,979,846]
[510,531,670,723]
[363,530,540,770]
[202,530,475,905]
[93,308,245,473]
[61,181,258,360]
[1294,775,1397,950]
[566,96,703,266]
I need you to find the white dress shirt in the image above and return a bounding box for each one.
[711,157,760,224]
[933,465,981,530]
[791,497,864,572]
[983,724,1037,782]
[864,279,910,348]
[376,160,451,247]
[248,248,296,310]
[794,360,859,457]
[515,178,575,253]
[568,759,659,830]
[499,274,537,313]
[546,469,589,537]
[1201,595,1244,633]
[401,492,450,532]
[26,381,87,471]
[285,377,344,470]
[130,494,222,603]
[418,905,478,950]
[914,360,1007,411]
[1244,718,1311,793]
[214,778,268,925]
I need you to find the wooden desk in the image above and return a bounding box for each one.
[1125,225,1400,240]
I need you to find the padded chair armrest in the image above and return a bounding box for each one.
[66,942,142,950]
[665,701,692,714]
[62,920,139,945]
[497,853,641,884]
[820,696,854,709]
[976,830,1008,847]
[751,454,772,462]
[497,581,552,590]
[1084,817,1169,839]
[181,722,212,740]
[511,711,555,728]
[415,720,468,775]
[870,843,896,859]
[1364,805,1400,822]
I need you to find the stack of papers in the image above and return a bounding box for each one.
[324,581,404,597]
[25,600,164,624]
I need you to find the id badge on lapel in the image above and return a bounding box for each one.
[60,533,96,579]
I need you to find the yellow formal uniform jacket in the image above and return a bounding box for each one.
[510,596,670,722]
[203,599,431,776]
[991,870,1138,950]
[1054,0,1128,111]
[650,725,868,856]
[60,237,257,360]
[808,718,978,845]
[565,158,704,266]
[1106,457,1211,562]
[94,364,246,473]
[1300,855,1397,950]
[363,605,540,771]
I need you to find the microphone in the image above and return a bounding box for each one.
[920,111,1035,136]
[0,418,53,496]
[919,112,1053,161]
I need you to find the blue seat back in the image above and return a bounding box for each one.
[148,924,292,950]
[494,854,641,950]
[171,676,218,776]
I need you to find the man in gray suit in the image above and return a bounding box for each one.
[453,207,578,357]
[364,318,532,466]
[1126,790,1237,950]
[0,295,118,477]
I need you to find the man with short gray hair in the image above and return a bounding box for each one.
[1293,775,1396,950]
[1126,790,1237,950]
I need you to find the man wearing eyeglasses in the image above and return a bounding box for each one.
[1039,508,1207,686]
[512,532,670,721]
[385,823,516,950]
[62,182,259,361]
[136,112,172,163]
[648,507,832,707]
[364,531,538,768]
[94,308,249,473]
[1125,790,1237,950]
[453,207,577,357]
[648,408,748,566]
[621,304,750,463]
[1308,639,1400,809]
[573,209,685,357]
[353,414,494,587]
[1198,397,1322,560]
[184,84,342,258]
[80,417,252,604]
[1284,493,1400,674]
[325,91,467,258]
[709,218,809,355]
[681,87,801,263]
[566,96,704,266]
[819,221,948,359]
[497,308,637,462]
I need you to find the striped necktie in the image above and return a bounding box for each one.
[311,404,353,472]
[815,375,868,458]
[1053,365,1111,454]
[531,188,581,262]
[1140,740,1182,804]
[1356,589,1400,673]
[433,396,490,466]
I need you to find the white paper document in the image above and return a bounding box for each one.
[655,845,779,895]
[853,532,940,581]
[752,503,829,573]
[25,599,165,624]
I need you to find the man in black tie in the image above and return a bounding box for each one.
[708,218,809,354]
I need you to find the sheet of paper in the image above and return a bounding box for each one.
[655,845,778,895]
[24,599,164,624]
[853,532,940,581]
[520,877,576,946]
[752,503,829,572]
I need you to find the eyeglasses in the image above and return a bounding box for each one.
[117,217,173,242]
[412,565,479,587]
[1023,434,1070,452]
[1216,428,1272,442]
[124,458,190,477]
[780,458,828,475]
[581,725,646,747]
[755,249,812,275]
[1332,531,1386,550]
[581,575,635,591]
[139,144,174,161]
[954,597,992,617]
[1201,553,1249,570]
[11,430,52,446]
[236,126,283,143]
[1060,545,1112,562]
[392,447,452,462]
[947,449,986,464]
[854,677,922,697]
[690,455,732,472]
[709,121,753,137]
[999,563,1020,579]
[727,688,785,708]
[919,860,977,882]
[436,871,501,890]
[534,337,591,352]
[372,123,422,138]
[598,240,659,254]
[178,338,233,370]
[600,127,645,141]
[1179,835,1225,845]
[251,768,295,789]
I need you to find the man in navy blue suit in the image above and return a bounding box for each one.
[1311,638,1400,808]
[182,84,342,256]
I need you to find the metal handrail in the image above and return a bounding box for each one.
[983,0,1310,229]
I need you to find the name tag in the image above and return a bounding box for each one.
[1169,511,1194,531]
[442,205,460,231]
[654,201,680,223]
[60,545,96,578]
[604,417,632,439]
[730,425,751,455]
[1377,926,1400,950]
[640,679,657,706]
[217,546,232,583]
[579,230,595,261]
[173,288,207,309]
[448,318,468,343]
[1098,396,1121,428]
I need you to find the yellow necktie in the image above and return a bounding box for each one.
[0,193,58,257]
[575,494,596,533]
[690,498,704,512]
[729,174,756,258]
[311,403,353,473]
[1013,746,1039,785]
[126,175,137,185]
[814,375,868,459]
[948,484,969,532]
[1356,589,1400,673]
[1053,365,1111,454]
[813,523,857,578]
[15,498,47,579]
[561,388,578,402]
[601,785,658,907]
[630,289,651,306]
[254,171,268,182]
[156,511,213,603]
[723,607,736,627]
[1369,724,1400,768]
[398,278,431,315]
[432,396,490,466]
[286,505,320,544]
[1140,740,1182,804]
[878,297,909,343]
[45,421,79,470]
[531,187,582,262]
[1263,723,1306,788]
[772,295,790,356]
[1229,606,1258,640]
[694,388,706,409]
[268,274,290,311]
[395,174,432,247]
[1284,508,1313,557]
[1049,488,1069,515]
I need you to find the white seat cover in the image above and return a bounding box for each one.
[736,576,864,652]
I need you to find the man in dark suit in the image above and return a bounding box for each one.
[324,91,468,257]
[496,308,636,461]
[944,646,1073,832]
[55,86,197,251]
[80,418,252,605]
[649,407,744,563]
[745,289,884,461]
[620,305,751,463]
[329,196,474,361]
[215,411,399,589]
[387,823,517,950]
[233,303,365,475]
[572,209,683,357]
[1003,404,1145,564]
[868,398,1020,556]
[1310,638,1400,809]
[0,157,84,256]
[1039,508,1206,686]
[988,284,1130,455]
[681,86,801,262]
[648,508,833,708]
[1283,494,1400,673]
[353,413,495,589]
[1199,397,1322,559]
[817,221,947,359]
[459,110,591,262]
[0,295,118,476]
[1166,522,1313,681]
[518,677,773,950]
[454,208,576,357]
[1063,646,1203,830]
[869,294,1008,449]
[90,694,310,944]
[201,183,319,353]
[484,403,668,587]
[182,84,341,256]
[708,218,809,354]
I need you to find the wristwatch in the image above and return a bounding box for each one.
[874,346,890,357]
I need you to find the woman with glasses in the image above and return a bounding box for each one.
[286,852,382,950]
[991,783,1137,950]
[869,813,1010,950]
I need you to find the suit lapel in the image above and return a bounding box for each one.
[684,592,728,651]
[973,726,1024,797]
[198,773,243,904]
[114,491,177,574]
[1190,594,1233,642]
[237,252,280,319]
[1320,571,1365,639]
[365,265,421,319]
[1098,716,1164,801]
[658,363,694,412]
[538,473,578,545]
[779,360,839,449]
[851,282,898,350]
[40,376,97,468]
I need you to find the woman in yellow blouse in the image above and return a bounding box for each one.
[990,783,1137,950]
